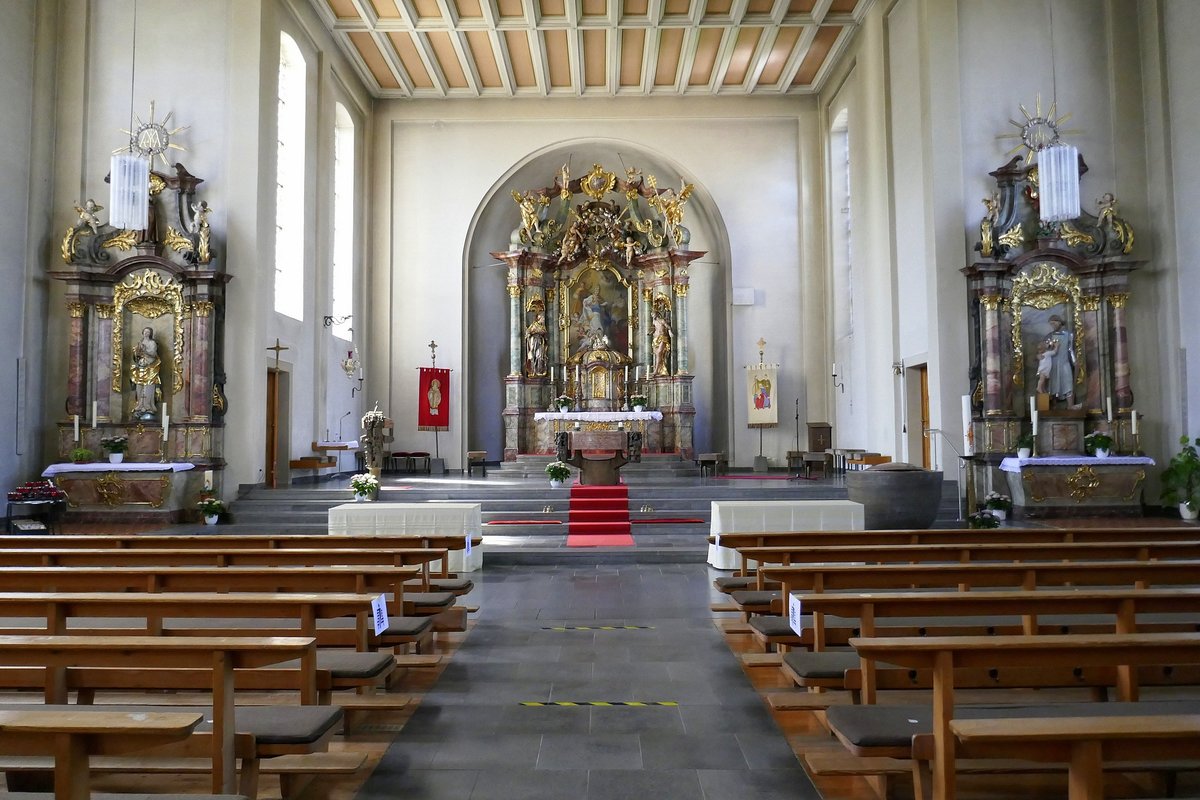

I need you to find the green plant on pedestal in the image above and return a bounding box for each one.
[1161,436,1200,513]
[70,447,93,463]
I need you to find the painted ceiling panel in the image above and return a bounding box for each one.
[349,32,403,89]
[313,0,865,98]
[386,31,435,88]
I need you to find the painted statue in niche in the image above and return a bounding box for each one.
[130,325,162,419]
[571,269,627,354]
[1023,304,1076,406]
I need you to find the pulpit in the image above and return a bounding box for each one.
[556,430,642,486]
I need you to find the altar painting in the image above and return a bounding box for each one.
[569,268,628,354]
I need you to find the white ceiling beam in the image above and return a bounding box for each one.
[531,28,551,96]
[674,25,701,94]
[775,22,819,93]
[567,27,585,96]
[489,28,516,95]
[708,26,741,94]
[451,29,483,95]
[412,31,450,96]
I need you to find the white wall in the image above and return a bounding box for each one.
[371,97,819,468]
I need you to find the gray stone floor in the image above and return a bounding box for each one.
[355,564,821,799]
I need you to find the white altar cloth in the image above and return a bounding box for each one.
[533,411,663,422]
[999,455,1155,473]
[327,502,482,572]
[708,500,864,569]
[42,462,195,477]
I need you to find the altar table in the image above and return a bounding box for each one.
[531,411,664,454]
[41,462,197,523]
[707,500,864,569]
[327,502,482,572]
[1000,455,1156,517]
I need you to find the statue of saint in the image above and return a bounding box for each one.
[1043,314,1075,401]
[526,313,548,377]
[652,314,672,377]
[130,326,161,419]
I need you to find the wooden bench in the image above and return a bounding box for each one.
[0,708,206,800]
[0,634,320,795]
[841,632,1200,800]
[781,587,1200,702]
[466,450,487,476]
[950,714,1200,800]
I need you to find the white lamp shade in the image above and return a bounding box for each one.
[109,152,149,231]
[1038,143,1080,223]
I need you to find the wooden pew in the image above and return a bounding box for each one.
[950,714,1200,800]
[0,634,317,795]
[843,632,1200,800]
[0,707,205,800]
[782,587,1200,702]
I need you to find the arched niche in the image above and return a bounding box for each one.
[462,138,731,459]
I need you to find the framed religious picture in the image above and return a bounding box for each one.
[566,266,629,354]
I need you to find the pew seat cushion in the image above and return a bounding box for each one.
[782,650,861,679]
[404,591,456,609]
[751,615,804,638]
[277,651,394,680]
[730,590,781,607]
[409,577,474,593]
[827,700,1200,752]
[319,615,432,637]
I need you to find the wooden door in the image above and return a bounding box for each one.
[265,369,279,488]
[918,365,931,468]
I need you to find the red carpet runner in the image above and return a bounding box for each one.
[565,483,634,547]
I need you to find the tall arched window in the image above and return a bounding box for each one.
[830,108,854,343]
[330,103,355,341]
[274,32,306,320]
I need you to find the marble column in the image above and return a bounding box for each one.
[65,302,86,416]
[980,294,1003,413]
[189,301,213,422]
[674,283,689,375]
[507,283,521,376]
[1109,293,1133,411]
[93,304,114,421]
[1080,296,1102,414]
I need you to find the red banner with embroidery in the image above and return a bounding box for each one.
[418,368,450,431]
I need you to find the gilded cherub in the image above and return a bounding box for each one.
[74,199,104,236]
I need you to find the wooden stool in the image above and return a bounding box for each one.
[696,452,725,477]
[466,450,487,477]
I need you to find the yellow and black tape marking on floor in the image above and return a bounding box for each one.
[519,701,679,707]
[541,625,655,631]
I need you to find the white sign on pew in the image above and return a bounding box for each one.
[465,534,472,557]
[788,592,803,636]
[371,594,389,636]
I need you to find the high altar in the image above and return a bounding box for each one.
[493,164,704,459]
[962,135,1150,516]
[49,162,226,521]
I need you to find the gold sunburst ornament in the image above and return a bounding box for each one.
[998,95,1084,223]
[117,101,188,168]
[997,94,1081,164]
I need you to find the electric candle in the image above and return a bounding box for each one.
[1106,397,1113,422]
[1131,409,1138,435]
[162,414,169,442]
[1030,396,1038,429]
[961,395,973,456]
[91,401,97,429]
[73,415,79,442]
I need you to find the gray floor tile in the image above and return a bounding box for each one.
[428,733,543,769]
[696,768,822,799]
[589,706,685,734]
[536,733,643,770]
[355,769,479,800]
[585,769,704,800]
[469,768,589,799]
[639,732,750,770]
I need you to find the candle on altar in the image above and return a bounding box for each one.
[1030,396,1038,429]
[961,395,973,456]
[624,366,629,384]
[162,414,169,442]
[1106,397,1113,422]
[91,401,97,429]
[73,415,79,442]
[1131,409,1138,435]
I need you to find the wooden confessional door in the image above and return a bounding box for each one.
[265,369,279,488]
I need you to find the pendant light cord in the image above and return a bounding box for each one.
[127,0,137,152]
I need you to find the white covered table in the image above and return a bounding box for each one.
[999,455,1155,517]
[40,462,197,522]
[327,502,482,572]
[708,499,865,569]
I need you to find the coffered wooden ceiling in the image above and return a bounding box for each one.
[310,0,869,99]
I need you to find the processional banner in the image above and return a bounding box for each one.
[417,368,450,431]
[745,365,779,428]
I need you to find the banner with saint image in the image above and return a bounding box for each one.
[745,365,779,428]
[417,368,450,431]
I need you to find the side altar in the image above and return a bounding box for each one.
[494,164,703,460]
[1000,455,1154,518]
[49,157,227,518]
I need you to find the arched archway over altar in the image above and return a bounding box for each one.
[463,139,732,461]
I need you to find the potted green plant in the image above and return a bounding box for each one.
[545,461,571,487]
[100,435,128,464]
[196,496,225,525]
[1084,431,1114,458]
[349,472,380,501]
[69,447,93,464]
[1016,432,1034,459]
[556,394,573,412]
[629,394,648,412]
[1161,435,1200,520]
[983,491,1012,521]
